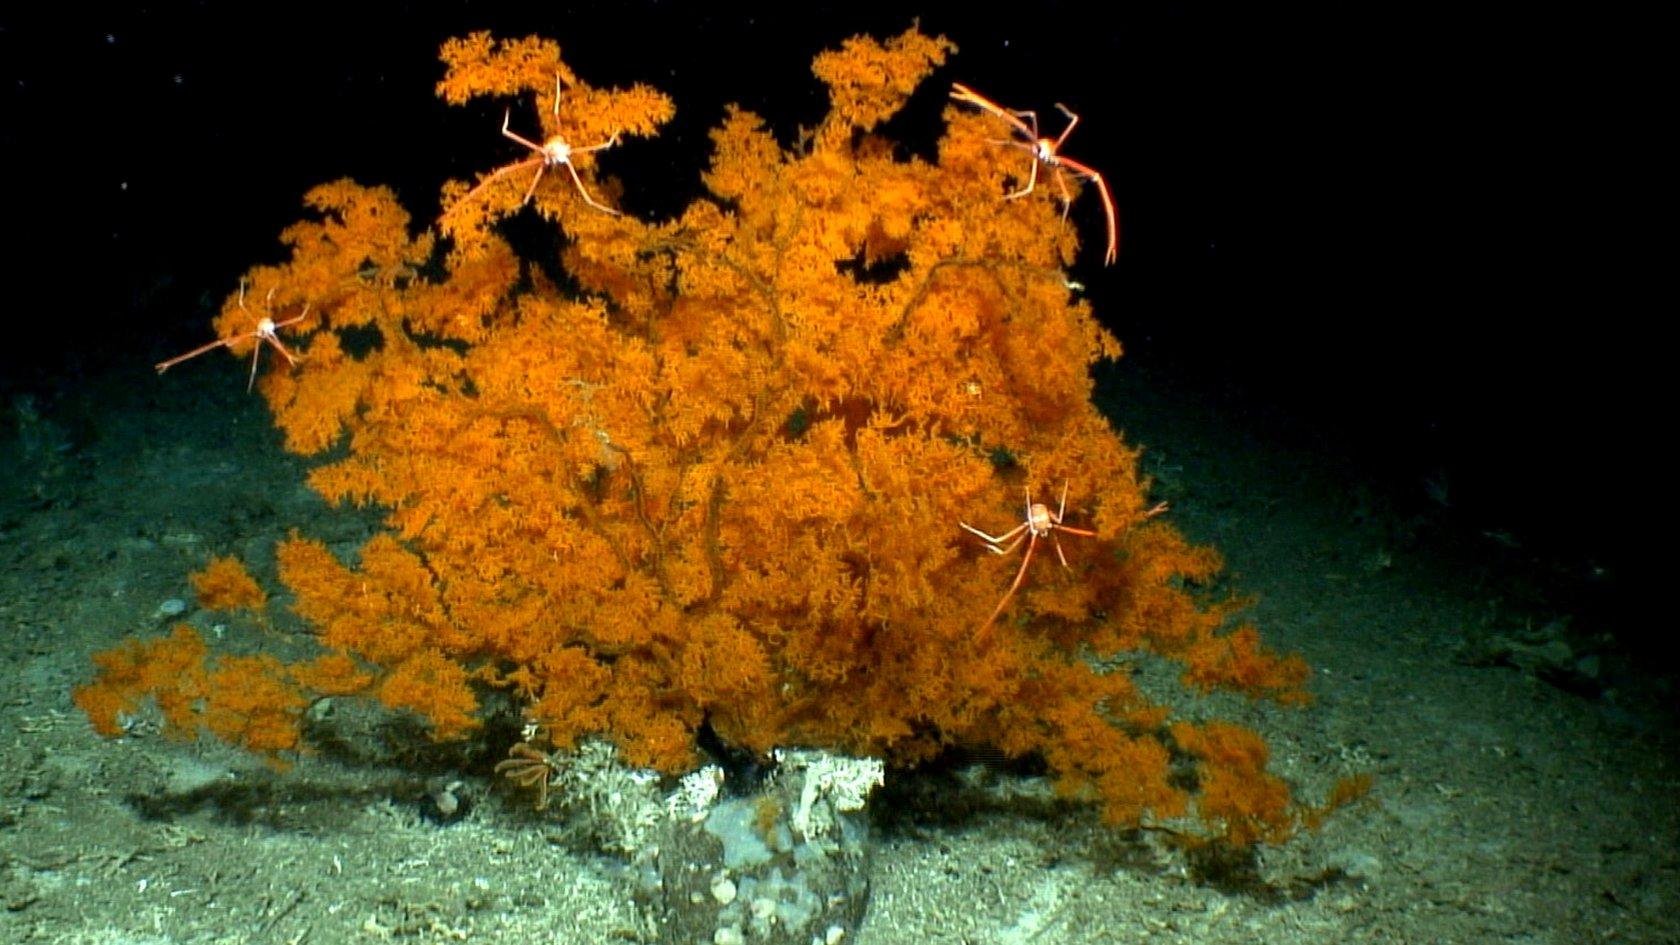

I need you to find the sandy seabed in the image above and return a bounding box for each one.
[2,352,1672,945]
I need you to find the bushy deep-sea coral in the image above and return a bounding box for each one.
[78,27,1312,845]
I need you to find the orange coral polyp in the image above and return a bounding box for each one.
[78,27,1314,846]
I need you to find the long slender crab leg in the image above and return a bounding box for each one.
[948,82,1120,264]
[961,481,1100,635]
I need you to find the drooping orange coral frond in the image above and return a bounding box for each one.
[75,626,315,757]
[287,652,375,698]
[76,625,209,737]
[377,648,479,739]
[202,655,308,753]
[1182,623,1312,703]
[1171,721,1298,847]
[190,556,267,613]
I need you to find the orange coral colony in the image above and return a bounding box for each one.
[76,27,1311,845]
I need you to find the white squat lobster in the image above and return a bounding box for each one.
[949,82,1120,265]
[454,74,622,215]
[959,482,1098,634]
